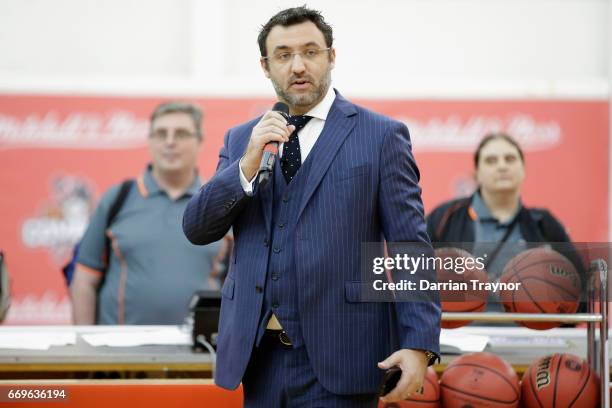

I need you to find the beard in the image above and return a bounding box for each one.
[271,67,332,110]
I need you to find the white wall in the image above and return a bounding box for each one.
[0,0,608,98]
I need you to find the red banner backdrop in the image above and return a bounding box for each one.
[0,94,608,324]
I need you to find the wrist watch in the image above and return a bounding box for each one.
[423,350,438,366]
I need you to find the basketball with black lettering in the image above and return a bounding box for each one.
[440,352,520,408]
[435,247,488,328]
[521,353,599,407]
[499,247,581,329]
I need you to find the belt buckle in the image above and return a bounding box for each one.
[279,331,292,346]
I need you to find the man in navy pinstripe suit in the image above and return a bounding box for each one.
[183,6,440,407]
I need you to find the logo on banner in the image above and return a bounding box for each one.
[3,292,71,324]
[21,175,96,262]
[400,114,561,151]
[0,110,149,150]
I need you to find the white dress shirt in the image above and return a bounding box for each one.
[239,86,336,195]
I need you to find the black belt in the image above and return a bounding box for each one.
[264,329,293,347]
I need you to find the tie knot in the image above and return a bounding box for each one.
[288,115,312,130]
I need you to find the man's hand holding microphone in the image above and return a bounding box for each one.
[240,102,294,186]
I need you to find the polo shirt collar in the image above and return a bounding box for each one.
[186,176,203,196]
[471,191,522,226]
[141,164,202,198]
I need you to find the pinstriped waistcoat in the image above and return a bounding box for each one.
[255,148,315,348]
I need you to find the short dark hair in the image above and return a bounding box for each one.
[150,101,203,139]
[474,132,524,168]
[257,6,334,57]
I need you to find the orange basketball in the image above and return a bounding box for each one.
[521,353,599,408]
[378,367,439,408]
[440,352,520,408]
[435,247,488,328]
[499,247,581,329]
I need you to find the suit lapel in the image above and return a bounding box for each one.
[296,94,357,221]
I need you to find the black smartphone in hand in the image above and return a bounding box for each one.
[378,367,402,397]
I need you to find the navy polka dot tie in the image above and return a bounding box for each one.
[281,115,312,183]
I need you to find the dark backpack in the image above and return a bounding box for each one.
[62,180,134,286]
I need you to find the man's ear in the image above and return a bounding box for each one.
[260,58,271,78]
[329,48,336,69]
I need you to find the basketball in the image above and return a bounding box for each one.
[521,353,599,408]
[440,352,520,408]
[378,367,440,408]
[435,247,488,328]
[499,247,581,329]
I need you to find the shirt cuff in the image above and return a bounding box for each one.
[239,156,257,196]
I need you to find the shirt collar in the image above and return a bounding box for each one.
[142,165,162,196]
[142,164,202,198]
[186,176,203,196]
[303,86,336,121]
[471,191,522,226]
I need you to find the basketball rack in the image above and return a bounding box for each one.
[441,259,610,408]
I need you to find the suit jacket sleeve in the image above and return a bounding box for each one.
[378,121,441,354]
[183,129,252,245]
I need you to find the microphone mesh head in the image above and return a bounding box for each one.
[272,102,289,116]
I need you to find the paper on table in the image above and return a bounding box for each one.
[440,331,489,354]
[0,332,77,350]
[81,327,191,347]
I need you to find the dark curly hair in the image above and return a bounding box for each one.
[257,6,333,57]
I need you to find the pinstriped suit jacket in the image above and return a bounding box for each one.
[182,90,441,395]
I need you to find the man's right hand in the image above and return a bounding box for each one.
[240,111,294,181]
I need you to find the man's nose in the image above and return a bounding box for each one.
[290,54,306,73]
[164,132,178,144]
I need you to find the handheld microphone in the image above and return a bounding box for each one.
[258,102,289,187]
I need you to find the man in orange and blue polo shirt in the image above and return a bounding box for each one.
[70,102,223,325]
